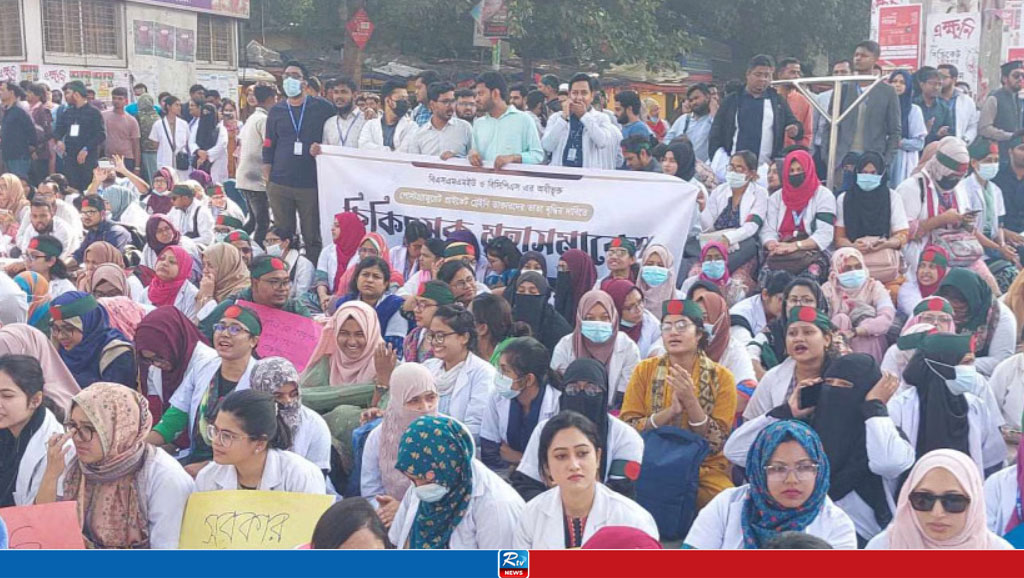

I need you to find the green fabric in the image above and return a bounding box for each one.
[171,184,193,197]
[662,299,704,321]
[490,337,515,367]
[29,236,62,258]
[152,406,188,443]
[938,268,991,331]
[322,404,364,474]
[220,304,263,336]
[913,297,953,316]
[606,235,636,256]
[52,294,99,321]
[419,280,455,305]
[787,305,833,330]
[250,256,288,279]
[198,288,311,341]
[216,215,243,229]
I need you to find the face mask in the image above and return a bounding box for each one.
[640,265,670,287]
[580,320,614,343]
[493,372,521,400]
[937,175,962,191]
[789,173,807,188]
[266,244,284,257]
[701,260,726,280]
[926,359,977,396]
[214,232,228,243]
[837,269,867,289]
[978,163,999,181]
[703,323,715,339]
[725,171,748,190]
[856,173,883,191]
[414,483,449,503]
[620,319,637,328]
[393,99,411,118]
[282,77,303,98]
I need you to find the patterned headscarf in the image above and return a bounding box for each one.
[14,271,50,329]
[740,420,831,549]
[251,357,302,439]
[98,297,147,341]
[303,300,383,386]
[62,383,154,549]
[379,364,439,500]
[395,415,474,549]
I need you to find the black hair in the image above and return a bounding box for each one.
[29,197,52,211]
[616,90,641,115]
[3,82,25,99]
[762,269,796,296]
[27,83,48,101]
[305,78,320,94]
[776,57,800,73]
[163,95,181,110]
[157,91,171,104]
[427,81,456,104]
[540,74,560,90]
[382,80,406,100]
[917,66,940,83]
[347,256,391,296]
[311,498,393,549]
[538,411,601,479]
[454,88,475,99]
[621,134,653,156]
[856,40,881,58]
[500,337,558,389]
[471,293,529,350]
[189,84,206,96]
[437,259,474,284]
[686,279,723,300]
[282,61,309,80]
[485,236,522,269]
[732,150,759,171]
[404,220,432,245]
[937,63,959,79]
[525,89,545,110]
[415,70,441,87]
[433,304,478,352]
[268,226,299,250]
[423,238,446,261]
[0,354,63,422]
[510,83,528,96]
[748,54,775,70]
[783,275,830,317]
[568,72,597,93]
[133,83,147,91]
[111,87,128,98]
[44,173,67,194]
[686,83,710,97]
[475,71,508,102]
[73,194,104,212]
[831,59,853,72]
[325,77,358,93]
[253,84,276,105]
[761,531,834,549]
[215,389,292,450]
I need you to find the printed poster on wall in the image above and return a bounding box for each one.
[870,0,908,41]
[878,4,922,69]
[175,28,195,62]
[19,65,38,82]
[155,25,175,59]
[925,12,981,93]
[134,20,155,56]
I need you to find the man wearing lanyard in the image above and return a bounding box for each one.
[262,60,335,264]
[52,80,105,192]
[317,77,365,149]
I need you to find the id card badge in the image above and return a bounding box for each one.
[69,124,80,138]
[293,141,303,156]
[567,148,578,162]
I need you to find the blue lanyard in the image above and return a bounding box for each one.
[288,98,307,142]
[336,113,359,146]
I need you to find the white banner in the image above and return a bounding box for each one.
[925,12,982,93]
[315,148,697,277]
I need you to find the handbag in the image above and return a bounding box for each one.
[857,236,902,283]
[163,117,190,171]
[933,228,983,267]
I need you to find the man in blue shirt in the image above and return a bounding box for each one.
[412,70,440,127]
[615,90,654,141]
[469,71,545,170]
[71,194,132,265]
[664,83,715,162]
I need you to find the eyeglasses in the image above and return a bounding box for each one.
[428,331,457,345]
[606,248,629,258]
[80,209,100,217]
[564,380,604,397]
[413,301,437,313]
[661,320,695,333]
[622,302,644,314]
[452,279,474,292]
[918,313,953,326]
[909,491,971,514]
[764,462,819,481]
[259,278,291,290]
[139,352,170,365]
[206,424,255,448]
[213,322,251,337]
[787,296,817,307]
[50,322,79,337]
[24,252,46,261]
[65,420,96,443]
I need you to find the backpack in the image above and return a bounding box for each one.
[635,425,709,541]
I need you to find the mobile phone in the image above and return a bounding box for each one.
[964,209,982,217]
[98,160,114,170]
[798,382,822,409]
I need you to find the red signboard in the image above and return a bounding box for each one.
[346,8,375,50]
[878,4,923,69]
[1008,47,1024,62]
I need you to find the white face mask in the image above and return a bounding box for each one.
[266,243,284,257]
[493,372,520,400]
[414,482,449,503]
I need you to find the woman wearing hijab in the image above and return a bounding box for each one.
[821,247,896,362]
[194,243,251,318]
[0,324,80,412]
[34,383,194,549]
[513,359,644,501]
[896,245,950,317]
[879,297,957,384]
[86,263,130,298]
[100,184,148,231]
[0,173,28,238]
[389,415,524,549]
[690,292,757,411]
[141,214,200,278]
[965,138,1020,293]
[250,357,332,473]
[621,299,737,506]
[685,420,856,549]
[750,276,831,373]
[335,233,405,301]
[869,449,1012,549]
[636,244,682,318]
[936,268,1016,377]
[680,240,749,306]
[189,103,228,184]
[506,271,572,353]
[146,167,177,215]
[699,150,766,282]
[726,354,914,543]
[80,241,147,298]
[314,211,366,311]
[133,306,213,420]
[888,332,1004,475]
[888,70,928,184]
[137,95,162,183]
[603,279,660,358]
[553,249,598,328]
[141,246,199,321]
[518,250,548,277]
[14,271,51,334]
[551,290,641,410]
[302,300,385,400]
[51,292,136,389]
[98,296,148,342]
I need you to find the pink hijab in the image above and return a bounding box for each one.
[698,241,731,287]
[636,244,677,315]
[824,247,886,316]
[378,363,439,499]
[304,300,383,386]
[572,290,618,367]
[889,449,1001,549]
[0,324,80,411]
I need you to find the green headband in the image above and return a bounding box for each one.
[936,151,969,173]
[216,215,244,229]
[28,236,63,258]
[787,306,833,330]
[418,280,455,305]
[921,248,949,268]
[226,230,251,244]
[219,304,262,336]
[662,299,704,321]
[606,236,636,256]
[51,294,99,321]
[914,297,953,316]
[918,332,973,357]
[250,256,288,279]
[444,242,475,259]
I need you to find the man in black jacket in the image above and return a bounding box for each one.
[708,54,802,166]
[0,81,35,179]
[53,80,105,191]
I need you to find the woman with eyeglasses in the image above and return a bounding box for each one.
[879,297,956,388]
[250,357,331,474]
[402,281,455,363]
[145,305,260,476]
[748,276,831,376]
[725,353,914,543]
[141,214,201,277]
[35,382,194,549]
[438,260,487,307]
[332,256,409,356]
[684,420,856,549]
[514,411,658,549]
[744,306,836,420]
[869,449,1011,549]
[422,304,496,440]
[514,359,644,501]
[504,271,572,354]
[263,226,314,300]
[51,292,136,389]
[140,245,199,321]
[620,299,736,507]
[194,389,325,494]
[21,235,74,298]
[602,279,661,359]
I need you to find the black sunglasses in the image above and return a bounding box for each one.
[908,491,970,514]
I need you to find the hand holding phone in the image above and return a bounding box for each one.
[798,382,822,409]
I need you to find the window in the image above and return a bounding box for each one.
[0,0,24,59]
[42,0,122,58]
[197,14,234,66]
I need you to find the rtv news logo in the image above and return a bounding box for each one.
[498,549,529,578]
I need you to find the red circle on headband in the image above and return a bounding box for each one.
[926,298,945,312]
[797,307,817,323]
[271,258,285,270]
[224,305,242,318]
[666,301,684,315]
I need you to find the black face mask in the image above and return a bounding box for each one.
[554,271,574,316]
[392,99,411,118]
[789,173,807,188]
[512,294,545,329]
[937,175,962,191]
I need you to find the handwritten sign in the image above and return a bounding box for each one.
[237,300,322,373]
[178,490,332,550]
[0,501,85,549]
[926,12,981,93]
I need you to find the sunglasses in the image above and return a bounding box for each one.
[908,491,970,514]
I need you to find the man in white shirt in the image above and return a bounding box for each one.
[938,63,979,144]
[16,198,74,258]
[320,77,366,148]
[542,72,623,170]
[166,184,214,247]
[358,80,417,151]
[26,180,82,249]
[401,82,472,158]
[236,84,276,246]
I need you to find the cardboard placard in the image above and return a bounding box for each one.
[236,300,322,373]
[0,501,86,549]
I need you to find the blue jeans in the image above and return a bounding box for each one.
[5,158,29,179]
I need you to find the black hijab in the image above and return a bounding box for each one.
[842,151,892,240]
[519,251,549,278]
[665,139,696,181]
[195,103,220,151]
[0,406,46,507]
[901,337,971,458]
[762,276,830,368]
[508,271,572,352]
[559,358,610,479]
[813,353,892,528]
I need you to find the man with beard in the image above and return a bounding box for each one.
[53,81,105,191]
[455,88,477,122]
[469,71,545,169]
[614,90,654,141]
[541,72,621,170]
[318,77,366,149]
[15,198,74,259]
[664,83,715,162]
[401,82,472,158]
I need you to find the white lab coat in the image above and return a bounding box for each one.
[144,342,220,407]
[423,354,496,439]
[389,460,524,549]
[480,385,562,447]
[56,446,194,549]
[742,357,798,420]
[194,448,326,494]
[292,406,332,471]
[141,236,201,270]
[551,332,641,406]
[984,464,1019,535]
[389,244,420,282]
[166,355,257,459]
[280,249,315,301]
[148,116,190,181]
[701,182,770,247]
[973,302,1017,378]
[358,115,418,152]
[48,277,76,299]
[684,485,858,549]
[189,122,229,184]
[515,415,644,486]
[139,280,199,322]
[730,294,769,338]
[989,352,1024,430]
[723,413,914,540]
[166,201,215,248]
[360,425,387,499]
[10,408,65,505]
[950,90,979,144]
[761,185,836,251]
[542,111,623,170]
[632,310,663,358]
[514,483,658,549]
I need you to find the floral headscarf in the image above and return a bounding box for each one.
[250,357,302,439]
